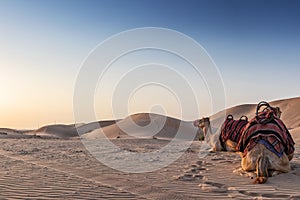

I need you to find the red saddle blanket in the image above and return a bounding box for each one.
[237,110,295,157]
[220,115,248,144]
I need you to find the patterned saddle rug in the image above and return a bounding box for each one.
[237,102,295,158]
[220,115,248,150]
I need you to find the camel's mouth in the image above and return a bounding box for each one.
[193,120,200,127]
[199,135,205,141]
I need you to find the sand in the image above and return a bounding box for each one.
[0,97,299,199]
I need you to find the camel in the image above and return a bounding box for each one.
[193,120,205,141]
[237,102,295,184]
[195,102,293,184]
[194,117,224,152]
[196,103,293,184]
[194,105,282,152]
[195,115,257,152]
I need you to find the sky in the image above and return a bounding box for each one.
[0,0,299,129]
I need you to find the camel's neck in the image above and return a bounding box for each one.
[203,122,223,151]
[203,123,213,143]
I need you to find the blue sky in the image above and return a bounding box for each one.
[0,0,299,128]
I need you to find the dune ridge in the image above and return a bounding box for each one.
[83,113,198,140]
[1,97,299,139]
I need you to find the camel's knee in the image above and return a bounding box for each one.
[288,153,294,161]
[213,144,223,152]
[241,157,256,171]
[225,140,238,152]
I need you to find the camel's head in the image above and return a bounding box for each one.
[194,117,210,140]
[194,117,210,129]
[257,101,282,119]
[274,107,282,118]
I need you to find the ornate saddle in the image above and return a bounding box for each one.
[237,101,295,158]
[220,114,248,150]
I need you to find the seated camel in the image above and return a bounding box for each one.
[194,104,282,152]
[194,115,249,152]
[237,102,295,184]
[194,117,222,151]
[193,120,205,141]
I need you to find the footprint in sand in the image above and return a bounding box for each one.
[177,173,206,181]
[177,161,209,181]
[291,163,300,176]
[291,162,300,170]
[210,156,226,161]
[199,181,227,193]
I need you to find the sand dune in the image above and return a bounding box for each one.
[0,128,33,139]
[33,124,79,138]
[0,128,21,135]
[290,127,300,138]
[0,128,31,135]
[209,104,256,128]
[83,113,198,140]
[77,120,117,134]
[271,97,300,129]
[25,120,117,138]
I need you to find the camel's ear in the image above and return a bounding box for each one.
[275,107,282,118]
[277,107,281,113]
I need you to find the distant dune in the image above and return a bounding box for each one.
[209,104,256,128]
[34,124,79,138]
[0,128,33,138]
[271,97,300,129]
[0,97,299,139]
[76,120,117,135]
[83,113,198,140]
[31,120,117,138]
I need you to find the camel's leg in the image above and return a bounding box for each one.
[241,144,264,171]
[288,153,294,161]
[211,128,223,151]
[225,140,238,152]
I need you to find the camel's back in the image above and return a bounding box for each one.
[237,112,295,158]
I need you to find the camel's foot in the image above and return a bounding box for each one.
[268,170,282,177]
[233,167,256,179]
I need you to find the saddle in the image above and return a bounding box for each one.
[237,101,295,158]
[220,114,248,150]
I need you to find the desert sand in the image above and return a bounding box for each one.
[0,97,299,199]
